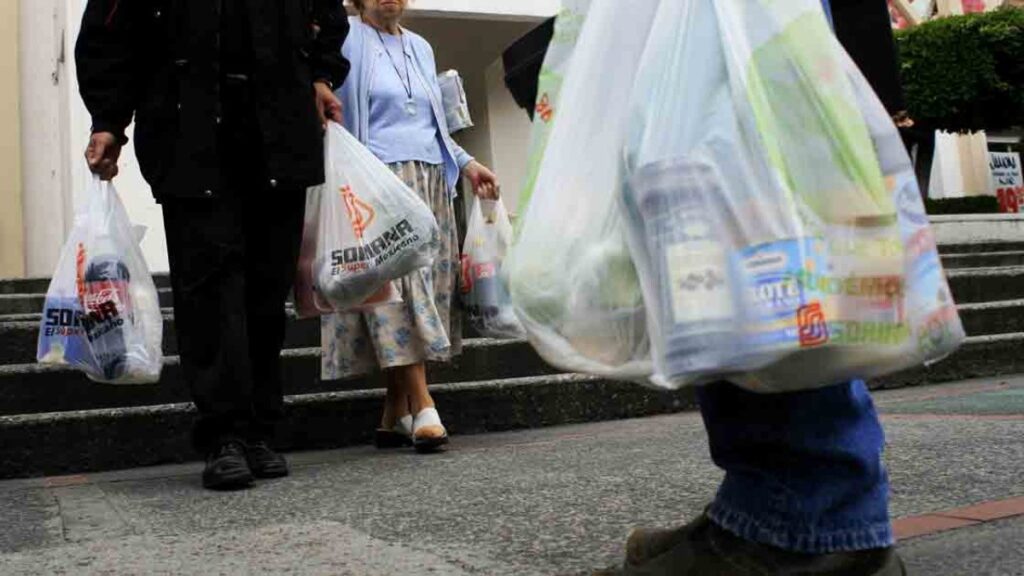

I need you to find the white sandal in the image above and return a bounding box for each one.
[375,414,413,449]
[412,407,449,453]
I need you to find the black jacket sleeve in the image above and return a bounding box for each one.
[310,0,351,89]
[75,0,144,144]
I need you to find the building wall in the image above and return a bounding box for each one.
[0,0,25,278]
[17,3,553,277]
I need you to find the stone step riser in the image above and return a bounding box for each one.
[2,268,1020,316]
[0,289,175,315]
[0,341,557,417]
[941,252,1024,269]
[0,298,1020,365]
[3,333,1022,480]
[0,375,697,480]
[946,269,1024,303]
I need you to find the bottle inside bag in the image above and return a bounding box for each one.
[79,240,133,381]
[625,158,749,380]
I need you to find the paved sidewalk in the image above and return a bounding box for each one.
[1,376,1022,575]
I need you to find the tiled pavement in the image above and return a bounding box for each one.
[0,376,1021,575]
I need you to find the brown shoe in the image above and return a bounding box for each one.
[596,513,906,576]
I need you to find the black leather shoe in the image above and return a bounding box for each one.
[596,513,906,576]
[244,441,289,479]
[202,440,254,490]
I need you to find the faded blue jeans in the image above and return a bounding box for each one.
[694,0,894,555]
[698,381,893,554]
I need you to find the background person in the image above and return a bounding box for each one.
[323,0,500,452]
[76,0,350,490]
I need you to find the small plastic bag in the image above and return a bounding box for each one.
[37,176,163,384]
[507,0,661,379]
[295,123,439,317]
[461,198,524,339]
[437,70,473,134]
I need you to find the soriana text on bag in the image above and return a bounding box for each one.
[37,176,163,384]
[295,123,440,316]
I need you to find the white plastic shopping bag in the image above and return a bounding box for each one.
[517,0,593,213]
[461,198,524,339]
[294,122,439,317]
[618,0,962,391]
[36,176,163,384]
[507,0,660,379]
[510,0,964,393]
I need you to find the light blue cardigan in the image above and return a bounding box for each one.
[338,17,474,195]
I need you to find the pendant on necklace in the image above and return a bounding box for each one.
[405,99,417,116]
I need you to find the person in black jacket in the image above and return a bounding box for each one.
[76,0,351,490]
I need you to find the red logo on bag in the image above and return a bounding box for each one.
[797,302,829,348]
[535,93,554,123]
[341,186,375,239]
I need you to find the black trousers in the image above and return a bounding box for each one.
[162,80,307,453]
[163,191,305,452]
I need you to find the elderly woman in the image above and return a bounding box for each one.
[323,0,500,452]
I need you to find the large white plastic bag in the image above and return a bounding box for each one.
[621,0,961,391]
[517,0,593,214]
[507,0,660,379]
[36,177,163,384]
[461,198,524,339]
[734,50,967,391]
[294,123,439,316]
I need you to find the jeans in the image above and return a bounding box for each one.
[696,0,893,556]
[698,381,893,554]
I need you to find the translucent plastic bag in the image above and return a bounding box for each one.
[295,123,439,317]
[517,0,593,213]
[619,0,963,391]
[507,0,660,378]
[461,198,524,339]
[37,176,163,384]
[735,47,965,391]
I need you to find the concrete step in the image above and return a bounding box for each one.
[0,274,171,295]
[945,266,1024,304]
[2,295,1021,365]
[0,338,556,417]
[0,307,491,365]
[2,333,1022,480]
[941,251,1024,269]
[939,241,1024,255]
[2,265,1020,317]
[958,299,1024,336]
[0,288,175,315]
[0,374,697,479]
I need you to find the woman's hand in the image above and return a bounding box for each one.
[314,81,343,127]
[464,160,500,199]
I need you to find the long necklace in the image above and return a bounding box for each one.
[375,28,417,116]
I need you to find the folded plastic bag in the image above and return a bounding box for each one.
[295,123,439,317]
[507,0,660,379]
[37,176,163,384]
[437,70,473,134]
[461,198,524,339]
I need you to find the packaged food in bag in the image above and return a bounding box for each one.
[461,198,524,339]
[507,0,660,379]
[619,0,963,391]
[295,123,439,316]
[37,177,163,384]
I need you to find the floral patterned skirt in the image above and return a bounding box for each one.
[321,161,462,380]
